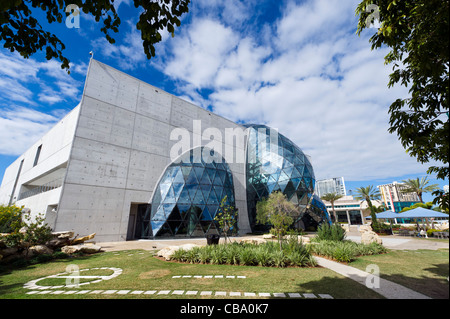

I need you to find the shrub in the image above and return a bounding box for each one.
[316,223,346,241]
[0,205,23,233]
[311,240,387,262]
[170,241,316,268]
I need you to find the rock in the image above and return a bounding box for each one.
[62,245,82,254]
[157,244,201,261]
[240,237,266,245]
[0,247,18,257]
[79,244,102,254]
[46,237,70,249]
[52,231,74,239]
[24,245,53,258]
[359,225,373,233]
[299,236,311,244]
[61,244,102,254]
[71,233,96,245]
[361,230,383,245]
[263,234,275,239]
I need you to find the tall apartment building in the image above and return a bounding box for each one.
[377,182,420,212]
[314,177,346,198]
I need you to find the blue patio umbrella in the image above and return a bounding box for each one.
[397,207,449,219]
[365,210,398,219]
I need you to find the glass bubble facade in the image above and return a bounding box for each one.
[139,147,236,238]
[302,195,332,229]
[245,124,329,232]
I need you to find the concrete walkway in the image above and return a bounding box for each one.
[315,256,431,299]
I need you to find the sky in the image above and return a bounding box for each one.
[0,0,448,204]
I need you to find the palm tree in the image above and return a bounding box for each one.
[354,185,381,209]
[354,185,381,228]
[401,177,439,203]
[321,192,343,223]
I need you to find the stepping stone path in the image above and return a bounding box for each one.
[25,289,333,298]
[23,267,334,299]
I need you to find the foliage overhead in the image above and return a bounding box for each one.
[355,0,449,205]
[0,0,191,72]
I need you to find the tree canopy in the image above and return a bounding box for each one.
[356,0,449,208]
[0,0,190,72]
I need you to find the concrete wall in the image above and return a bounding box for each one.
[0,106,80,223]
[55,59,250,242]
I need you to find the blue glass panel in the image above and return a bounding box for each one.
[163,186,176,203]
[178,188,191,204]
[172,183,184,200]
[201,207,212,221]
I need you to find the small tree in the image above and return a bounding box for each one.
[214,196,238,244]
[256,192,297,250]
[5,211,53,259]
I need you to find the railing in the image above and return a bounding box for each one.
[17,178,63,201]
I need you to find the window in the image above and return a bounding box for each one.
[33,145,42,167]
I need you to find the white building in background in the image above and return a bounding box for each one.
[321,195,383,225]
[315,177,346,198]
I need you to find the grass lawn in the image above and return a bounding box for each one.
[0,249,382,299]
[349,249,449,299]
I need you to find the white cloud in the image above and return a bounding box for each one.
[0,106,61,156]
[90,20,147,71]
[157,0,428,182]
[0,52,83,156]
[163,18,239,88]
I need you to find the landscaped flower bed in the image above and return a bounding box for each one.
[170,239,317,268]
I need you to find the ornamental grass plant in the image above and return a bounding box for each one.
[171,239,317,268]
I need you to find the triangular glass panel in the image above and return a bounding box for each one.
[181,166,192,180]
[291,177,302,190]
[200,221,212,233]
[172,183,184,201]
[156,222,172,236]
[304,177,312,189]
[189,222,204,237]
[193,166,205,181]
[151,220,165,236]
[159,183,170,202]
[163,186,176,203]
[278,179,288,192]
[187,184,198,200]
[193,190,206,205]
[178,188,191,204]
[212,174,222,186]
[214,186,224,203]
[291,166,302,179]
[172,169,185,184]
[198,170,211,185]
[303,167,311,178]
[206,222,220,235]
[163,203,175,217]
[186,169,198,185]
[208,189,219,205]
[201,206,212,221]
[206,168,216,181]
[282,166,294,178]
[264,182,275,194]
[177,204,191,220]
[208,204,219,218]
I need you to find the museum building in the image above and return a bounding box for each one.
[0,59,330,242]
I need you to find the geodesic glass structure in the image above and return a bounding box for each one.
[244,124,326,232]
[139,147,236,238]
